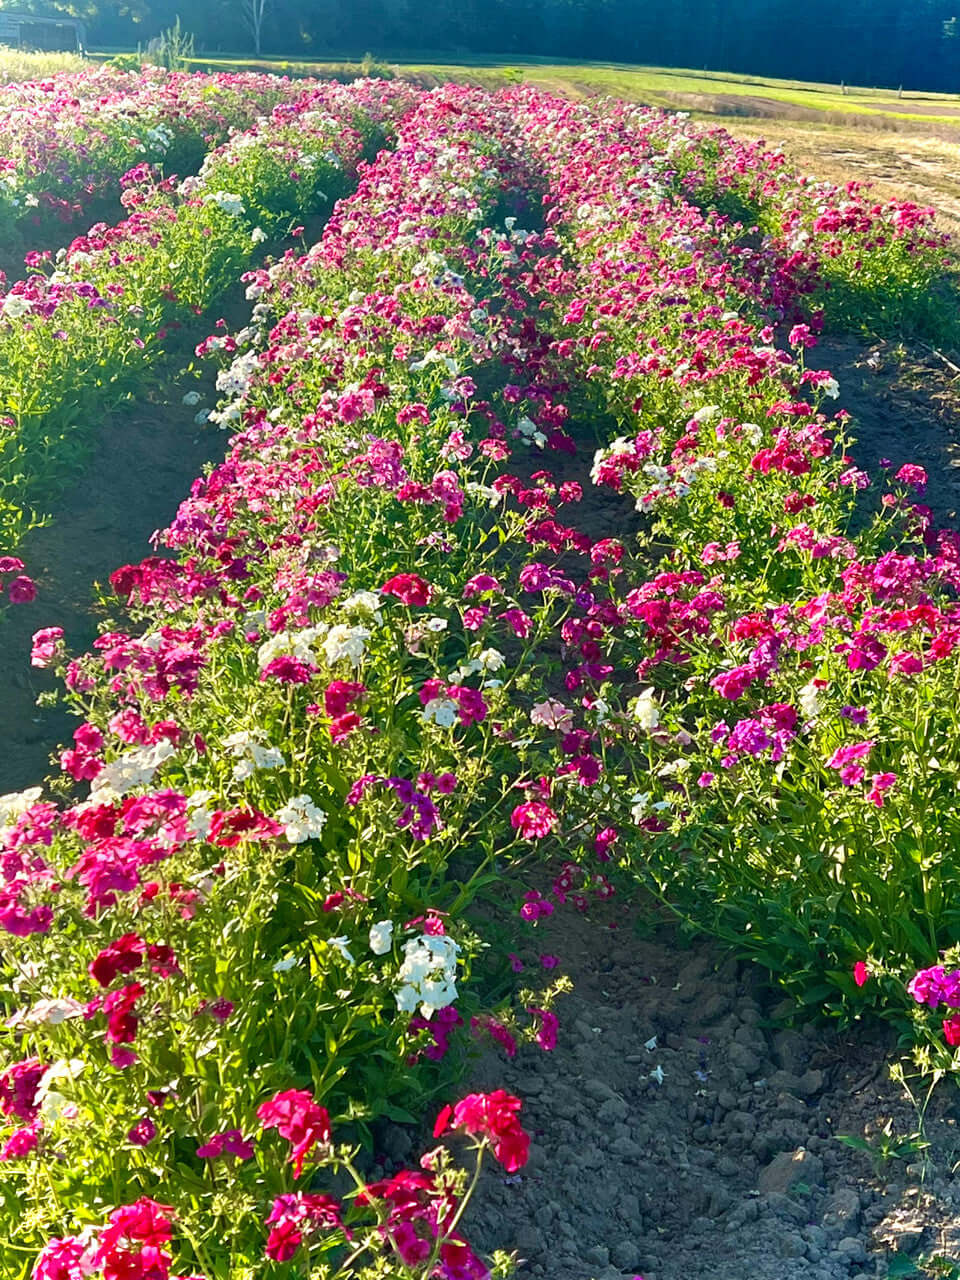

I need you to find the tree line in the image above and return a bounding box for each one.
[8,0,960,93]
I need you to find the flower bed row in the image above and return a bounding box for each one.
[6,81,960,1278]
[500,90,960,1066]
[0,79,415,561]
[0,84,581,1279]
[0,67,310,256]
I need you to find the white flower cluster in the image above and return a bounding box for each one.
[7,996,84,1031]
[216,349,260,399]
[275,794,327,844]
[530,698,573,731]
[202,190,245,218]
[631,688,660,732]
[143,123,174,151]
[340,590,383,623]
[517,416,547,448]
[1,294,32,320]
[0,786,42,839]
[185,789,216,839]
[89,739,177,801]
[223,730,286,781]
[323,623,370,668]
[422,697,457,728]
[257,625,327,671]
[409,347,460,376]
[395,933,460,1018]
[369,919,394,955]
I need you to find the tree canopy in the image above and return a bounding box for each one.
[5,0,960,93]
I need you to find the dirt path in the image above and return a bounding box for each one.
[464,896,960,1280]
[0,364,223,792]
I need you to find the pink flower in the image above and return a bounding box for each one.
[127,1118,156,1147]
[7,575,37,604]
[381,573,432,605]
[826,740,874,769]
[853,961,869,987]
[867,772,897,807]
[529,1007,559,1051]
[196,1128,254,1160]
[510,802,557,839]
[30,627,63,668]
[0,1123,39,1161]
[257,1088,331,1178]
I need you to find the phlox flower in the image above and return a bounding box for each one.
[529,1006,559,1051]
[30,627,64,668]
[31,1234,97,1280]
[195,1129,254,1160]
[275,795,326,844]
[323,623,370,667]
[510,802,557,840]
[257,1088,331,1178]
[369,919,394,955]
[433,1089,529,1172]
[381,572,432,605]
[396,933,460,1018]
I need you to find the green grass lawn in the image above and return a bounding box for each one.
[158,51,960,126]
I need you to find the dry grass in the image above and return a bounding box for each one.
[0,47,85,81]
[712,116,960,235]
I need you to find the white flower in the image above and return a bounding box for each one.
[223,730,286,781]
[89,739,176,800]
[251,226,268,244]
[275,794,326,844]
[329,936,355,966]
[0,785,42,835]
[369,920,394,955]
[257,625,325,671]
[476,647,506,671]
[323,624,370,667]
[202,190,245,218]
[631,792,651,823]
[631,688,660,732]
[422,698,458,728]
[7,997,84,1030]
[822,377,840,400]
[692,404,721,423]
[799,681,821,720]
[341,591,383,623]
[1,294,31,320]
[273,955,298,973]
[396,933,460,1018]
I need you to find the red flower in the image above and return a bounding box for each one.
[853,961,869,988]
[434,1090,530,1172]
[944,1016,960,1047]
[89,934,146,988]
[257,1089,331,1178]
[382,573,432,605]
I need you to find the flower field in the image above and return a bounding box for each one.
[3,69,960,1279]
